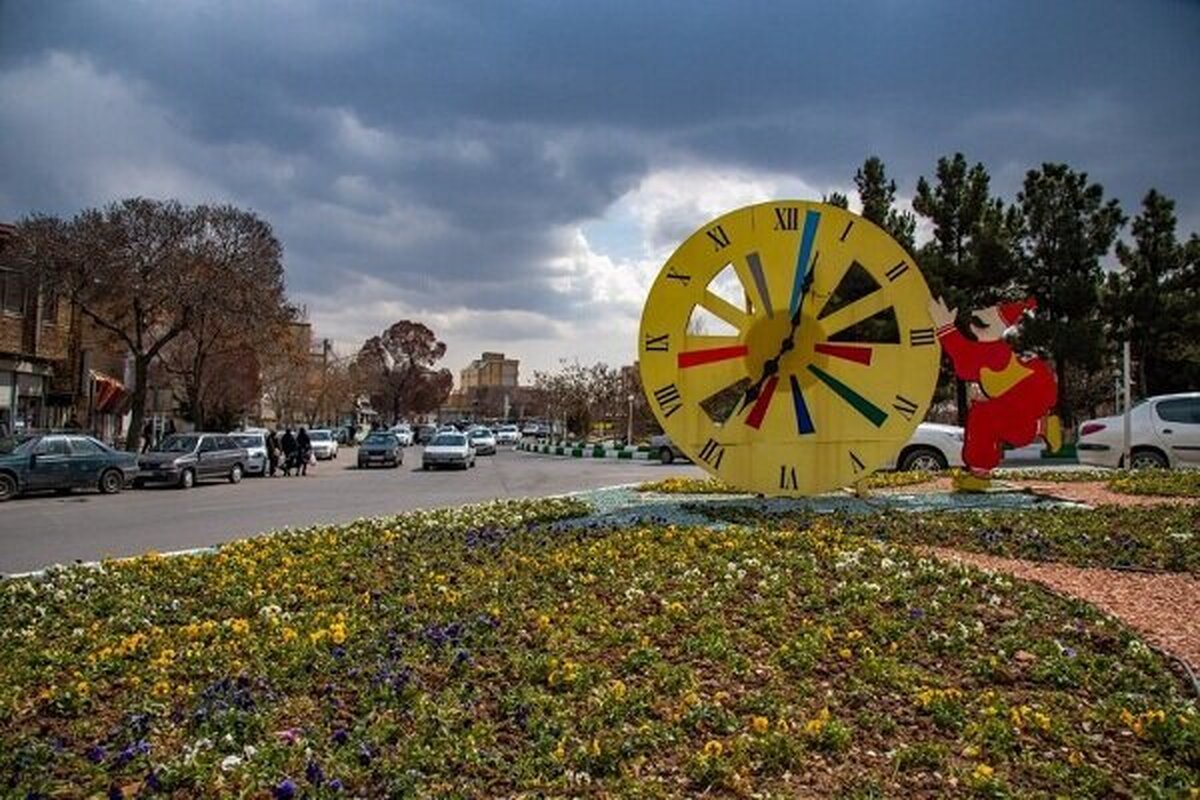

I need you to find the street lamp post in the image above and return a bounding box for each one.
[626,394,635,446]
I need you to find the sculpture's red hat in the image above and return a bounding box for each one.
[998,297,1036,326]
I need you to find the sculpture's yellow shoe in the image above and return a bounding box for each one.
[1040,414,1063,453]
[952,471,992,493]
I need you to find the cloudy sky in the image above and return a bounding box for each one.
[2,1,1197,381]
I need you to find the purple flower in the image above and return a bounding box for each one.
[1064,647,1077,659]
[145,770,163,792]
[908,607,925,620]
[332,728,349,746]
[85,744,106,764]
[331,646,347,659]
[107,785,124,800]
[273,778,297,800]
[134,739,151,755]
[327,778,345,791]
[305,759,324,785]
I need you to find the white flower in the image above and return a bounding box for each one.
[220,755,243,772]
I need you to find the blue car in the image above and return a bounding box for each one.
[0,433,139,502]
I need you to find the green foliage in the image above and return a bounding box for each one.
[854,156,916,252]
[1014,163,1126,425]
[1108,469,1200,497]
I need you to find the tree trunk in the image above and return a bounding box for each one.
[1055,356,1072,429]
[125,355,150,452]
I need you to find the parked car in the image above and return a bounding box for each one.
[494,424,520,445]
[0,433,139,502]
[422,432,476,470]
[308,429,338,460]
[389,424,414,446]
[650,433,688,465]
[467,427,497,455]
[1077,392,1200,469]
[882,423,965,471]
[521,422,542,437]
[357,432,403,468]
[415,424,438,445]
[137,433,249,489]
[229,432,269,475]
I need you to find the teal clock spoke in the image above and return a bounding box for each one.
[788,209,821,317]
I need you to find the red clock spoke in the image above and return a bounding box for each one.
[677,344,749,369]
[813,342,873,365]
[745,374,778,429]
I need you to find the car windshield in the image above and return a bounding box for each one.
[309,430,331,441]
[364,434,396,446]
[432,434,466,446]
[156,435,199,453]
[470,429,493,438]
[232,435,262,448]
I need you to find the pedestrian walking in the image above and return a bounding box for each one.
[281,428,297,477]
[266,430,281,477]
[141,419,154,453]
[297,427,312,476]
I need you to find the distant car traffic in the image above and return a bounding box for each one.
[467,427,497,455]
[229,432,269,475]
[422,432,476,470]
[649,423,967,471]
[389,424,414,446]
[308,429,338,460]
[0,433,139,502]
[137,433,249,489]
[358,432,403,468]
[1077,392,1200,469]
[494,424,520,445]
[415,424,438,444]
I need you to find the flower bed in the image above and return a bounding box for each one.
[1109,470,1200,498]
[698,504,1200,575]
[1,499,1196,796]
[638,471,937,496]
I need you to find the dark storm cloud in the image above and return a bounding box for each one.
[1,0,1198,341]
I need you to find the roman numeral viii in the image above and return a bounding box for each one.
[653,384,682,418]
[698,438,725,469]
[706,224,731,251]
[779,465,798,490]
[892,394,919,421]
[644,333,670,352]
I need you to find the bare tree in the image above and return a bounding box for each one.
[353,321,451,423]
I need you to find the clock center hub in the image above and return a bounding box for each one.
[742,313,810,377]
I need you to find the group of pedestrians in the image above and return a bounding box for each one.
[264,427,313,477]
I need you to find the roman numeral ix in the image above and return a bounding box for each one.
[644,333,670,352]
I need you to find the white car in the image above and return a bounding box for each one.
[229,432,269,475]
[494,424,520,445]
[307,429,338,460]
[882,422,966,471]
[467,427,497,455]
[1077,392,1200,469]
[390,424,414,446]
[422,432,476,470]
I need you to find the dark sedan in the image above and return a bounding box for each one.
[0,433,139,502]
[357,432,402,468]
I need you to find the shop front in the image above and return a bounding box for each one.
[0,359,52,437]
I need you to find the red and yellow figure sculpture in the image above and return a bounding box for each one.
[928,296,1062,491]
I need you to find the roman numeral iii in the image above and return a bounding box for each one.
[909,327,935,346]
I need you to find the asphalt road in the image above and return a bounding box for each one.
[0,448,703,575]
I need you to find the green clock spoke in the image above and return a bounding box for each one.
[807,364,888,428]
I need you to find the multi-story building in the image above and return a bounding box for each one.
[459,352,519,390]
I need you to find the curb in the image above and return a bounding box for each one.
[517,442,653,460]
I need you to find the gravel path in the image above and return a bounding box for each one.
[923,546,1200,674]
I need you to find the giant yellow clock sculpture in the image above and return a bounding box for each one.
[638,200,940,496]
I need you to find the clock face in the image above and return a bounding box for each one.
[638,200,940,496]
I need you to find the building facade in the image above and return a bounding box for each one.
[459,352,519,390]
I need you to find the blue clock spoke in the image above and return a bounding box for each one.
[789,374,815,435]
[788,210,821,317]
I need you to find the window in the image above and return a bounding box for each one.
[68,437,106,456]
[199,437,219,453]
[0,268,26,315]
[40,290,58,324]
[33,437,69,456]
[1156,399,1200,424]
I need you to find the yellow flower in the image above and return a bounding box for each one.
[961,744,980,758]
[972,763,994,781]
[609,680,627,700]
[1067,750,1084,767]
[535,614,552,630]
[846,629,863,641]
[702,739,724,757]
[151,680,172,699]
[75,680,90,696]
[553,741,566,761]
[229,618,250,636]
[588,738,601,757]
[751,716,769,734]
[838,647,853,660]
[281,626,298,643]
[329,622,348,645]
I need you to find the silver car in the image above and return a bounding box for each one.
[422,432,476,470]
[230,432,268,475]
[467,427,497,455]
[308,429,338,460]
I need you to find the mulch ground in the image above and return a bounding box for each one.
[922,545,1200,679]
[887,476,1199,508]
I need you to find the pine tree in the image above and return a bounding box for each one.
[912,153,1021,425]
[1014,163,1125,427]
[853,156,915,252]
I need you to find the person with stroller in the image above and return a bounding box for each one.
[297,426,312,477]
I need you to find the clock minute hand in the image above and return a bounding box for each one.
[741,255,817,409]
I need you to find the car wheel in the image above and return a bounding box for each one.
[179,468,196,490]
[99,469,124,494]
[898,446,948,472]
[659,447,674,465]
[229,464,244,484]
[1129,448,1168,470]
[0,473,16,502]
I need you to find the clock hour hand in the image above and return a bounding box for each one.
[742,256,816,410]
